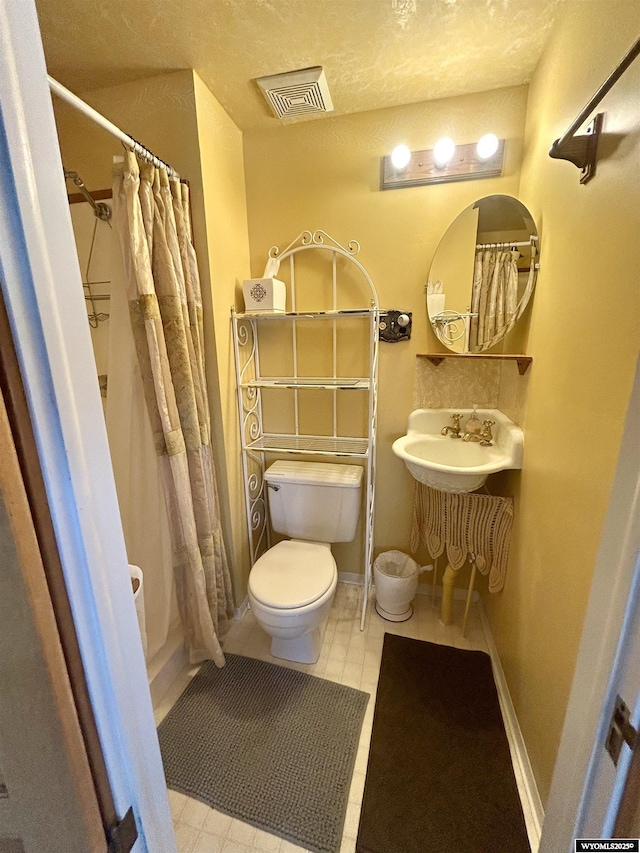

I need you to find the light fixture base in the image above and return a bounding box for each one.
[381,139,505,190]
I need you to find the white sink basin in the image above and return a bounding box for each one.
[392,408,524,493]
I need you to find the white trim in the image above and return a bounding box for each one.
[478,599,544,851]
[338,571,366,586]
[339,571,480,602]
[420,582,480,602]
[147,627,188,709]
[0,3,176,850]
[234,596,250,620]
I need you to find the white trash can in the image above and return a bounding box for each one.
[373,550,426,622]
[129,564,148,660]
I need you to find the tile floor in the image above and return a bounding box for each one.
[154,585,526,853]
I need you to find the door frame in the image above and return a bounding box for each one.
[0,2,176,850]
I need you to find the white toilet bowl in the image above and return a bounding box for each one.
[248,539,337,664]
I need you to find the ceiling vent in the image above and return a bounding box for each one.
[256,66,334,120]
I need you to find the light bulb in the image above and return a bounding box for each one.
[433,137,455,168]
[477,133,499,159]
[391,144,411,170]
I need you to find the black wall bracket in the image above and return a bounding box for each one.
[549,113,603,185]
[379,310,412,343]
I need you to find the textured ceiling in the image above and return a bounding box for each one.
[35,0,562,131]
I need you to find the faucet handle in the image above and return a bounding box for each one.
[441,413,463,437]
[481,419,495,443]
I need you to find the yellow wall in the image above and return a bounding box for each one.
[52,70,251,604]
[484,1,640,802]
[244,86,529,574]
[192,72,252,601]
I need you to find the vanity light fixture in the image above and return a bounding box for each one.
[391,144,412,170]
[381,136,505,190]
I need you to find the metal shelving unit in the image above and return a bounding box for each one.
[232,230,379,630]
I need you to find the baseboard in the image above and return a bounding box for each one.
[478,598,544,851]
[234,595,249,620]
[417,581,480,602]
[338,571,365,585]
[147,624,188,709]
[337,571,479,602]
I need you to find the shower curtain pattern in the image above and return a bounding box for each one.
[113,152,232,666]
[469,247,519,352]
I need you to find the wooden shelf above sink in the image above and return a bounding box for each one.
[418,353,533,376]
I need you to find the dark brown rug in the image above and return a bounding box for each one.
[356,635,530,853]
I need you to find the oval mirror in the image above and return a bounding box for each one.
[427,194,539,353]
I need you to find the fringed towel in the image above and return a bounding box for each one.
[410,483,514,592]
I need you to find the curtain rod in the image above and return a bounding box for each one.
[556,35,640,148]
[475,236,538,249]
[48,75,178,178]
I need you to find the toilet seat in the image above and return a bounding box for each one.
[249,540,336,610]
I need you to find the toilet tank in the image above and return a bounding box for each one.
[265,461,363,543]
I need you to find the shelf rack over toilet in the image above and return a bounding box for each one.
[232,230,379,631]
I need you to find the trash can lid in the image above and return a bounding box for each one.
[373,550,419,578]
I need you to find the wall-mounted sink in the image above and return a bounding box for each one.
[392,408,524,493]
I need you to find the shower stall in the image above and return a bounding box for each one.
[68,188,185,697]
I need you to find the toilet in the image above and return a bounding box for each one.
[248,460,363,664]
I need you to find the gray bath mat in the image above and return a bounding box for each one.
[158,654,369,853]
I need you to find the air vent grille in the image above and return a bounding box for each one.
[256,67,334,119]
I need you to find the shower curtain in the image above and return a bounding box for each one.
[469,247,519,351]
[105,239,175,663]
[113,152,233,666]
[70,200,176,662]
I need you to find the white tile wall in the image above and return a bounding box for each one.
[154,584,534,853]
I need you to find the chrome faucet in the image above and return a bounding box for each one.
[441,413,462,438]
[463,419,495,446]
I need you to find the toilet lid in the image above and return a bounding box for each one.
[249,540,336,609]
